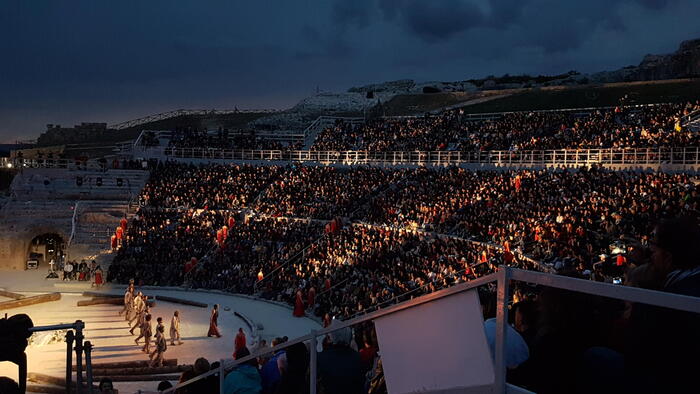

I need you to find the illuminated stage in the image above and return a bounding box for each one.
[0,269,319,393]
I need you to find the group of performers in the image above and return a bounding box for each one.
[209,304,250,360]
[118,283,249,368]
[293,287,316,317]
[119,281,183,367]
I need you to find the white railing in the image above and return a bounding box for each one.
[11,158,149,171]
[392,101,678,119]
[132,146,700,167]
[156,266,700,394]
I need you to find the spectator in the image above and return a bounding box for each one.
[624,217,700,393]
[316,321,364,394]
[0,377,20,394]
[176,370,196,394]
[276,342,309,394]
[224,347,262,394]
[483,317,530,368]
[98,377,115,394]
[260,338,286,394]
[189,357,218,393]
[158,380,173,392]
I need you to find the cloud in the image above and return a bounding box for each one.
[1,0,700,141]
[636,0,672,9]
[377,0,485,41]
[331,1,372,31]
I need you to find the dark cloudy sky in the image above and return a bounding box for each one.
[1,0,699,142]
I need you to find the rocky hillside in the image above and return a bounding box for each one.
[591,39,700,83]
[345,38,700,94]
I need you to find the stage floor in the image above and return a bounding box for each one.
[0,269,320,393]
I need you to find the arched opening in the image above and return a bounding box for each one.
[27,233,65,270]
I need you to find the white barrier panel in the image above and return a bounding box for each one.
[375,289,494,394]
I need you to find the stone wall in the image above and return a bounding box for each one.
[0,223,70,270]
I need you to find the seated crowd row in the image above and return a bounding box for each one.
[138,213,699,394]
[311,101,700,151]
[108,163,699,321]
[140,101,699,154]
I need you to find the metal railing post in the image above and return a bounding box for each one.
[494,266,510,393]
[310,330,318,394]
[219,358,225,393]
[75,320,85,393]
[65,331,74,394]
[84,341,94,393]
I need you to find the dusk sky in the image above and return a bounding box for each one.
[1,0,699,142]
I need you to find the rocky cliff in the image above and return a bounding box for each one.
[591,39,700,83]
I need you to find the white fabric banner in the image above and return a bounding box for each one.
[374,289,494,394]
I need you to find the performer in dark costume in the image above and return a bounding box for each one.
[293,289,305,317]
[207,304,222,338]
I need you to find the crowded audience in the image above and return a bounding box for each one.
[109,162,698,323]
[254,166,408,219]
[311,101,700,152]
[101,99,700,394]
[139,162,284,210]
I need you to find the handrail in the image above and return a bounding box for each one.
[12,158,149,171]
[66,201,80,258]
[162,265,700,394]
[159,272,500,394]
[254,233,323,289]
[109,108,280,130]
[682,108,700,126]
[351,221,554,273]
[302,116,323,141]
[132,129,147,149]
[509,268,700,313]
[396,101,678,119]
[29,322,85,333]
[131,146,700,167]
[253,223,326,290]
[25,320,91,393]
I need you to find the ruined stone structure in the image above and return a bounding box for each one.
[0,168,148,270]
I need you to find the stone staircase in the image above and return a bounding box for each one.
[11,168,149,201]
[0,167,148,269]
[69,201,134,259]
[0,200,75,235]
